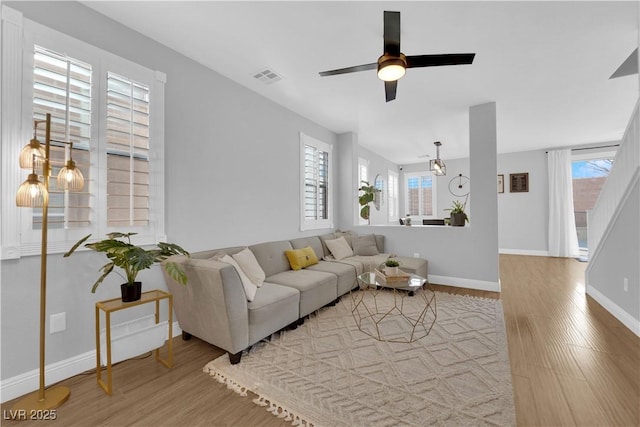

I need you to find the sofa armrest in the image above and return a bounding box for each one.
[162,256,249,354]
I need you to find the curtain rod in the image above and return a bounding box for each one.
[545,143,620,154]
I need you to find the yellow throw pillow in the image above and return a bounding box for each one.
[285,246,319,271]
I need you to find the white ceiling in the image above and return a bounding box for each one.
[82,1,638,164]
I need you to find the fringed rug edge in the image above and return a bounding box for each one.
[204,356,317,427]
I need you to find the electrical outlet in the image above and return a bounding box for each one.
[50,312,66,334]
[623,277,629,292]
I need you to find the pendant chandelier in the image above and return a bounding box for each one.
[429,141,446,176]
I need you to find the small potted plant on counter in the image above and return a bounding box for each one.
[446,200,469,227]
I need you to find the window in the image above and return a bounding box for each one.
[388,170,399,222]
[404,172,437,218]
[357,158,369,224]
[1,13,165,258]
[300,133,332,230]
[572,153,615,250]
[106,72,150,227]
[32,46,92,231]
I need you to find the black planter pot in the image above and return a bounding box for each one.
[450,213,467,227]
[121,282,142,302]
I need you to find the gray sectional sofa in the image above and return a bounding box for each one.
[162,231,428,364]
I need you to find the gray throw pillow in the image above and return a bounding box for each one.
[353,234,380,256]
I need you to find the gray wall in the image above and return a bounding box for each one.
[2,1,337,381]
[497,150,549,254]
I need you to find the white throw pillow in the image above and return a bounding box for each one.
[324,236,354,260]
[232,248,266,288]
[219,254,258,302]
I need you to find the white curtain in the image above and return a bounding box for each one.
[548,149,580,257]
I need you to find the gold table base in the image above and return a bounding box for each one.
[95,290,173,395]
[351,276,436,343]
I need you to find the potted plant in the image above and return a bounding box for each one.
[445,200,469,227]
[64,232,189,302]
[358,181,379,223]
[384,258,400,276]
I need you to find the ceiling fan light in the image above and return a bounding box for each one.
[377,54,407,81]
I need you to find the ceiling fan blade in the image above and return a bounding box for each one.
[385,80,397,102]
[383,11,401,56]
[319,63,377,77]
[406,53,476,68]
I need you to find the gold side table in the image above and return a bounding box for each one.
[95,289,173,395]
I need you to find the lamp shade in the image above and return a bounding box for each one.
[19,138,45,169]
[429,159,447,176]
[57,159,85,191]
[16,173,48,207]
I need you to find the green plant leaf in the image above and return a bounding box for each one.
[360,205,370,220]
[107,232,137,240]
[91,262,114,293]
[64,234,92,257]
[164,261,187,285]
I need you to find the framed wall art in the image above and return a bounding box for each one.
[509,172,529,193]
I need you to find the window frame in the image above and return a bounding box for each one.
[299,132,333,231]
[1,10,166,259]
[387,169,399,223]
[403,171,438,220]
[357,157,369,225]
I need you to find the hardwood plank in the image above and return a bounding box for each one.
[511,374,540,426]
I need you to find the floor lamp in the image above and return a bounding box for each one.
[11,113,84,412]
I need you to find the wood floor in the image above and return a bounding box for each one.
[2,255,638,426]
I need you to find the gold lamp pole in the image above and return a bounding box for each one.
[12,113,84,412]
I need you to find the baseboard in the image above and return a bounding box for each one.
[586,285,640,337]
[1,321,182,403]
[428,275,500,292]
[499,248,550,257]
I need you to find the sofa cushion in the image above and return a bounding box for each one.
[289,236,325,260]
[352,234,380,256]
[232,247,266,287]
[218,254,258,302]
[247,282,299,345]
[318,233,338,258]
[249,240,293,277]
[325,236,354,260]
[267,270,337,317]
[334,230,355,248]
[307,260,357,295]
[393,256,428,278]
[285,246,319,271]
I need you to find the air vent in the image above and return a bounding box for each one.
[252,68,283,85]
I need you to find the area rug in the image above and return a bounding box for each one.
[204,291,516,427]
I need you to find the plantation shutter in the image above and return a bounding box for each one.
[32,46,92,229]
[304,144,329,220]
[406,173,433,216]
[106,72,150,227]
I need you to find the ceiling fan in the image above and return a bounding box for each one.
[319,11,476,102]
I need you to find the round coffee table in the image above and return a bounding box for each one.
[351,271,437,343]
